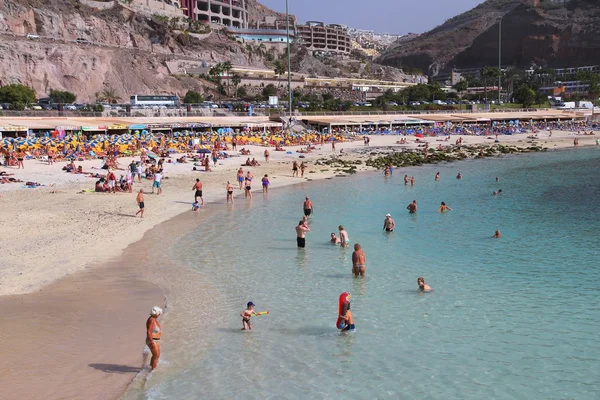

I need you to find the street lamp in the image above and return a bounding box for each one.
[285,0,292,116]
[498,16,502,105]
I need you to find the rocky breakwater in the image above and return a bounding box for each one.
[363,143,546,170]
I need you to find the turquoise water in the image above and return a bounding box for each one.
[126,148,600,400]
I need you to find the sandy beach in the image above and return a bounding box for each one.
[0,129,597,399]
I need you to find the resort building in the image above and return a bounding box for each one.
[296,21,351,55]
[228,16,297,44]
[179,0,248,28]
[248,15,296,30]
[227,27,295,43]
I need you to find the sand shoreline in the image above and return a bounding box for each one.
[1,131,597,399]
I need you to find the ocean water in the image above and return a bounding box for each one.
[124,148,600,400]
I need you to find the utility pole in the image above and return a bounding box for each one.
[286,0,292,116]
[498,16,502,105]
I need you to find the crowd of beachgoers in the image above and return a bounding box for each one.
[1,120,597,189]
[331,120,598,136]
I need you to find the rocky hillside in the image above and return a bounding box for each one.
[246,0,287,24]
[0,0,414,102]
[377,0,600,76]
[0,0,272,102]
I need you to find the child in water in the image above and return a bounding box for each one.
[240,302,257,330]
[192,201,200,212]
[339,302,355,332]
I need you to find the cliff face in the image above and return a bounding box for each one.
[0,0,269,102]
[246,0,287,24]
[377,0,600,75]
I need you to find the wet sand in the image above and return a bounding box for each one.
[0,262,162,400]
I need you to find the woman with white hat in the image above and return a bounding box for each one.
[145,306,163,370]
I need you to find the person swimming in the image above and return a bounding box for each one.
[437,202,452,212]
[417,277,432,292]
[493,230,502,238]
[330,233,341,244]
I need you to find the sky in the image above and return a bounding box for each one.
[258,0,485,34]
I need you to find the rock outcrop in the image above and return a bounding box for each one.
[377,0,600,75]
[0,0,270,101]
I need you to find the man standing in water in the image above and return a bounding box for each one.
[192,178,204,205]
[407,200,417,214]
[352,244,366,277]
[296,220,310,248]
[383,214,395,232]
[303,197,314,217]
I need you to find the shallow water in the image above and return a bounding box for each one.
[124,148,600,400]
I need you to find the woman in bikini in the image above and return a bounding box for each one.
[244,176,252,199]
[226,181,234,204]
[145,306,162,370]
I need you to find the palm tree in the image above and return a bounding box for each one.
[504,66,521,103]
[221,61,233,97]
[257,43,267,57]
[481,66,499,104]
[209,63,224,104]
[231,73,242,98]
[273,60,286,94]
[453,79,468,110]
[98,87,121,104]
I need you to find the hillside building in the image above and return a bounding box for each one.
[296,21,351,55]
[180,0,249,28]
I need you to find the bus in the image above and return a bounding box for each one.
[130,95,179,106]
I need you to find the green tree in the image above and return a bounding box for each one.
[322,92,334,102]
[262,84,277,98]
[183,90,204,104]
[453,79,469,110]
[0,84,37,105]
[482,66,500,103]
[273,60,286,94]
[48,89,76,104]
[575,70,600,100]
[209,63,225,103]
[231,74,242,98]
[97,87,121,104]
[504,66,521,102]
[236,86,247,98]
[402,84,432,102]
[221,61,233,97]
[514,85,536,108]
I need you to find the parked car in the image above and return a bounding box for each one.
[63,104,77,111]
[26,33,40,40]
[31,104,43,110]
